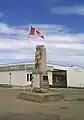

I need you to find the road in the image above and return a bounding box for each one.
[0,88,84,120]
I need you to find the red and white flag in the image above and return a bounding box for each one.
[28,26,44,39]
[36,29,44,39]
[29,26,35,35]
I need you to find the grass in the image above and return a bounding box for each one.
[0,84,13,88]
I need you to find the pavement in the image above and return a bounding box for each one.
[0,88,84,120]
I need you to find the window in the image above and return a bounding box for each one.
[27,74,29,81]
[30,74,32,81]
[43,76,48,80]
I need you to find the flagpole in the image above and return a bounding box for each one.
[24,36,29,91]
[24,29,30,92]
[28,35,30,44]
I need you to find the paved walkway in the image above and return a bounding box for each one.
[0,88,84,120]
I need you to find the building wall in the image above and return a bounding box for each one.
[0,70,53,86]
[25,71,53,86]
[1,64,84,88]
[67,66,84,87]
[0,71,9,85]
[0,71,26,86]
[10,71,26,86]
[0,63,68,86]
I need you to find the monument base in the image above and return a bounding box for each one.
[17,91,64,103]
[32,87,49,93]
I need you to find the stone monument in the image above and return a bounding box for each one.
[17,45,64,103]
[32,45,49,92]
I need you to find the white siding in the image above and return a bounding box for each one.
[67,67,84,87]
[0,71,9,84]
[48,72,53,85]
[10,71,26,86]
[0,71,26,86]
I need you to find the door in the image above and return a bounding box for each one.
[53,70,67,87]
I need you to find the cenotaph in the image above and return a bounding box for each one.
[32,45,49,92]
[17,45,64,103]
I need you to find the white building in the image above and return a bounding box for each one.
[0,62,84,88]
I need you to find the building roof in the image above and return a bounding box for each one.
[0,61,68,71]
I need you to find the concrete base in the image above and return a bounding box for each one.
[17,91,64,103]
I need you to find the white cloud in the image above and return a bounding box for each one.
[0,23,27,38]
[0,22,84,67]
[0,12,4,18]
[51,5,84,15]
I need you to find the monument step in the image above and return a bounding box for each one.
[17,92,64,103]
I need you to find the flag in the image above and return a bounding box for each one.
[29,26,35,35]
[36,29,44,39]
[28,26,44,39]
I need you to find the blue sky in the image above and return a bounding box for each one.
[0,0,84,67]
